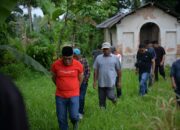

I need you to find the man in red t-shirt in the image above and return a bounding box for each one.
[51,46,83,130]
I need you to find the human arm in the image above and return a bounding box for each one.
[116,69,122,89]
[78,72,84,85]
[51,72,56,85]
[51,63,56,85]
[171,76,177,89]
[170,62,176,89]
[93,69,98,89]
[160,47,166,66]
[160,54,165,66]
[151,58,155,76]
[135,51,139,74]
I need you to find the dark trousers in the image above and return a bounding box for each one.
[115,77,122,97]
[79,82,88,114]
[98,87,116,108]
[155,64,166,81]
[175,88,180,107]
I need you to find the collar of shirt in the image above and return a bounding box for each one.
[103,53,113,57]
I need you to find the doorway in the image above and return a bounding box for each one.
[140,22,160,44]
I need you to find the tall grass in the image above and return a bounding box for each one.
[16,69,180,130]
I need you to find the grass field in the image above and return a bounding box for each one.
[16,68,180,130]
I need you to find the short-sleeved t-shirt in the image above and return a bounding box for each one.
[154,46,166,65]
[93,53,120,87]
[170,59,180,88]
[51,59,83,98]
[136,50,153,74]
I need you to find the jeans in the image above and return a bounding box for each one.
[139,72,149,96]
[56,96,79,130]
[79,82,88,114]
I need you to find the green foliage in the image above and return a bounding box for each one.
[0,45,51,76]
[26,35,56,69]
[0,25,9,45]
[0,62,27,79]
[0,0,18,24]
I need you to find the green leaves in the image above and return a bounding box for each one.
[0,45,51,76]
[52,8,64,21]
[0,0,18,24]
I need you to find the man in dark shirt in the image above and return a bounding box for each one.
[170,59,180,107]
[135,44,155,96]
[153,41,166,81]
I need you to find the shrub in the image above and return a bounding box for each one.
[27,44,55,69]
[0,62,27,79]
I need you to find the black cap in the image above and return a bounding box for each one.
[62,46,73,56]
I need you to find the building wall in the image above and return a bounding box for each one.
[104,28,117,46]
[112,6,180,68]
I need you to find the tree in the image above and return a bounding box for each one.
[142,0,177,11]
[19,0,39,32]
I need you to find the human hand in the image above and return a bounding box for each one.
[117,82,121,89]
[93,81,97,89]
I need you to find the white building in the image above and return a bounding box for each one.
[97,2,180,68]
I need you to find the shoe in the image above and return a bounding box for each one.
[78,113,83,120]
[73,122,78,130]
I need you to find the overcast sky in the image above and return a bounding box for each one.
[20,6,44,17]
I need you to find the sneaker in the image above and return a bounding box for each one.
[78,113,83,120]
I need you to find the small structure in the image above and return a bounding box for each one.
[97,2,180,68]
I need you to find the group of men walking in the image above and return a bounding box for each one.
[51,42,122,130]
[51,41,179,130]
[135,40,180,109]
[135,40,166,96]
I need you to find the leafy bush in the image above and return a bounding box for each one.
[0,62,27,79]
[27,43,55,70]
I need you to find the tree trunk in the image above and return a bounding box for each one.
[27,2,33,32]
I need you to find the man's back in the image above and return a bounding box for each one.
[154,46,165,64]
